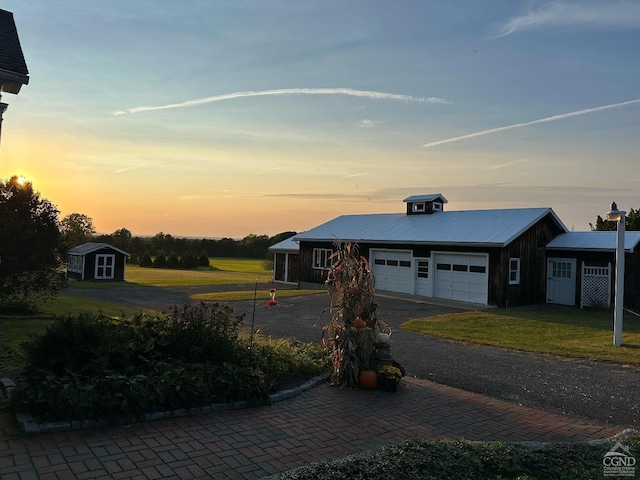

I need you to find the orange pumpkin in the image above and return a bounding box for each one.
[353,318,367,329]
[358,369,378,390]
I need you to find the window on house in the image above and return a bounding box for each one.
[432,202,443,212]
[412,202,426,213]
[313,248,333,270]
[509,258,520,285]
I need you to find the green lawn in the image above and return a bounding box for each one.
[403,304,640,365]
[41,292,154,317]
[67,259,271,289]
[126,260,270,287]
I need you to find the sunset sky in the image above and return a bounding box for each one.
[1,1,639,238]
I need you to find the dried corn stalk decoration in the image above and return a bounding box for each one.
[322,241,378,388]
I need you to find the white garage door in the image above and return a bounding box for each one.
[433,253,488,304]
[371,250,413,294]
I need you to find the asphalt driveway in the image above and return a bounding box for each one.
[67,284,640,427]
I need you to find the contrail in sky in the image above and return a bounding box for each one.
[421,98,640,148]
[113,88,449,115]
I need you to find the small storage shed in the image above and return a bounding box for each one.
[67,243,129,281]
[268,236,299,285]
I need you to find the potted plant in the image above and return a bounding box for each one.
[377,365,402,392]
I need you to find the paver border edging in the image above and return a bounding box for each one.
[0,373,330,434]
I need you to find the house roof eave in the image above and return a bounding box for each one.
[501,208,568,247]
[0,67,28,93]
[296,238,506,248]
[69,242,130,257]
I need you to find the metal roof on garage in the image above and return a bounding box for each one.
[546,231,640,252]
[294,207,567,247]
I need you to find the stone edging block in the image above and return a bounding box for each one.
[0,373,330,434]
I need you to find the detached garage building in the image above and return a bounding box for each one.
[67,243,129,281]
[294,194,568,308]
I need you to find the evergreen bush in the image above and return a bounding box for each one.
[198,251,210,267]
[166,251,181,269]
[152,251,167,268]
[139,252,153,267]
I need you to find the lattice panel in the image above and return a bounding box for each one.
[581,264,611,308]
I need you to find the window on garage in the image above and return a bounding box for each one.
[313,248,333,270]
[417,261,429,278]
[509,258,520,285]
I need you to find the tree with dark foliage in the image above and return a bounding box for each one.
[0,176,67,312]
[591,207,640,231]
[60,212,95,247]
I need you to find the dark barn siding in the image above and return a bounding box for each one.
[496,214,565,308]
[274,253,286,282]
[298,241,334,287]
[288,253,300,283]
[626,249,640,311]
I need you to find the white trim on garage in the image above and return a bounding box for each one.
[370,249,414,294]
[433,252,489,305]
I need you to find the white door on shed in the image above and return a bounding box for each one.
[433,253,488,304]
[546,258,576,306]
[371,250,414,294]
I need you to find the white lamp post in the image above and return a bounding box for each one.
[606,202,626,347]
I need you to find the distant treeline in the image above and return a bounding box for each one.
[92,230,296,265]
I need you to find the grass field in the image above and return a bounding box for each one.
[403,304,640,365]
[68,259,272,289]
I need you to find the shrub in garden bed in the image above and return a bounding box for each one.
[275,435,640,480]
[10,303,329,422]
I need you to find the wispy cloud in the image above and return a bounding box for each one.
[257,166,286,175]
[113,163,149,174]
[496,1,640,38]
[489,158,528,170]
[343,172,370,179]
[421,98,640,149]
[357,119,378,128]
[113,88,450,115]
